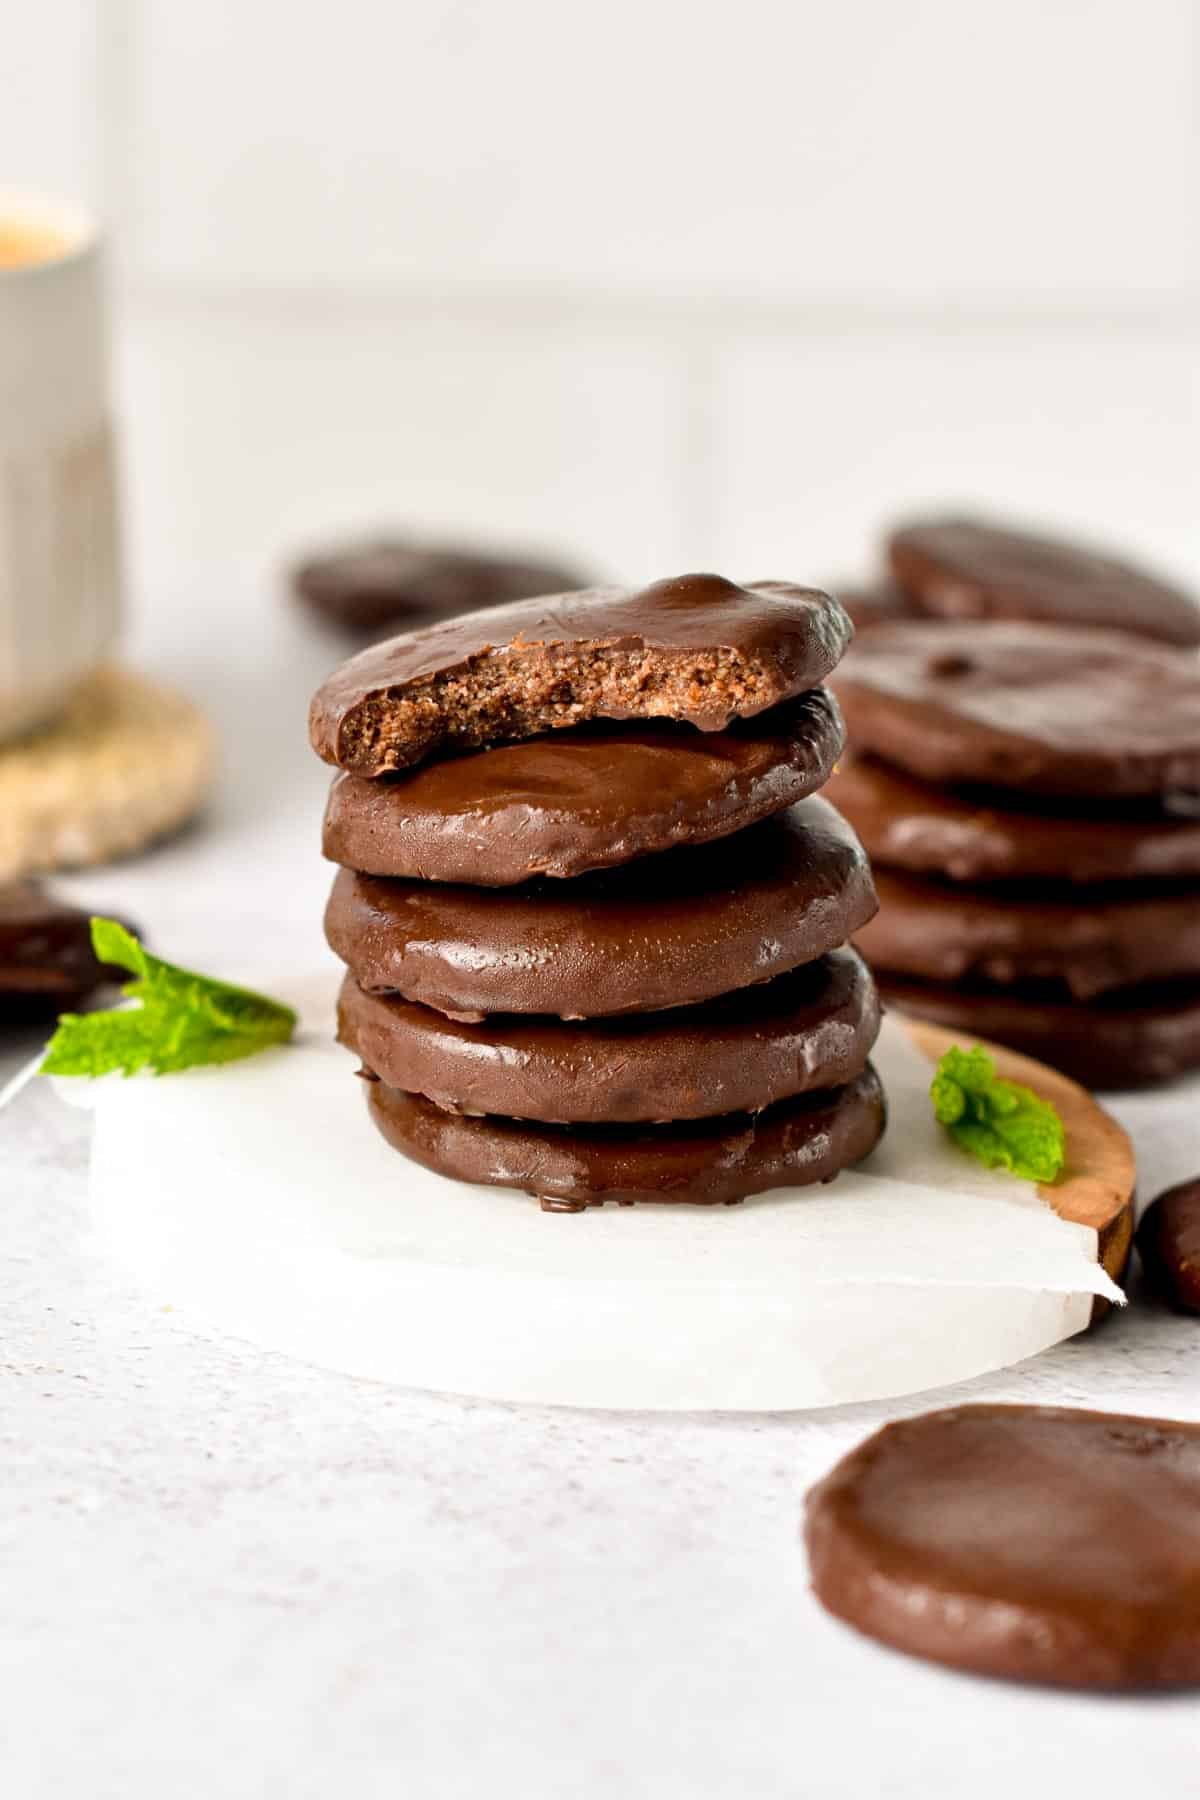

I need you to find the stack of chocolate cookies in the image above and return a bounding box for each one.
[309,574,887,1210]
[827,620,1200,1090]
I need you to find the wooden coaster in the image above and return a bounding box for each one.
[904,1017,1136,1310]
[0,665,215,879]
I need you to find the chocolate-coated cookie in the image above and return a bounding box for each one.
[323,691,845,884]
[888,515,1200,646]
[1136,1179,1200,1313]
[825,753,1200,886]
[855,867,1200,1000]
[806,1404,1200,1689]
[337,947,880,1124]
[310,573,853,775]
[831,579,920,632]
[0,883,125,1021]
[363,1061,885,1209]
[834,620,1200,798]
[293,536,587,636]
[877,971,1200,1090]
[325,796,878,1021]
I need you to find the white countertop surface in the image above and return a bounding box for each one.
[6,593,1200,1799]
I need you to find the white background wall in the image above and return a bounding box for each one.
[5,1,1199,643]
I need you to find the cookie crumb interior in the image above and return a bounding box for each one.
[341,643,777,772]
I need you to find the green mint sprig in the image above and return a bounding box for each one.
[930,1044,1065,1184]
[40,919,297,1078]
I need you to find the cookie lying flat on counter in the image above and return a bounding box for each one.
[825,753,1200,885]
[365,1063,886,1210]
[322,690,846,883]
[806,1404,1200,1688]
[0,883,126,1020]
[337,947,879,1124]
[309,573,853,776]
[1136,1179,1200,1313]
[834,620,1200,798]
[293,536,588,636]
[888,514,1200,646]
[325,796,877,1022]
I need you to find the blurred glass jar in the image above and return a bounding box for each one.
[0,195,121,742]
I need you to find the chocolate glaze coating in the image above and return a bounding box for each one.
[888,515,1200,647]
[292,537,587,636]
[325,796,878,1021]
[322,691,846,884]
[825,753,1200,886]
[1136,1179,1200,1313]
[0,883,125,1020]
[364,1061,885,1209]
[337,948,880,1124]
[834,620,1200,798]
[877,971,1200,1090]
[805,1404,1200,1689]
[309,573,853,775]
[856,866,1200,1000]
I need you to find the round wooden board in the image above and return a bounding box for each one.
[901,1016,1136,1306]
[0,665,215,879]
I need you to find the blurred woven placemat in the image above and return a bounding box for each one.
[0,666,215,879]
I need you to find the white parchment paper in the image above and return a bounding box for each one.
[56,969,1122,1410]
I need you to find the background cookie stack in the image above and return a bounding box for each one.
[835,512,1200,647]
[292,533,589,642]
[827,618,1200,1090]
[309,573,886,1210]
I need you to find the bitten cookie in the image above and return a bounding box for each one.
[310,573,853,775]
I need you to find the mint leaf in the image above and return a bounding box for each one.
[40,919,297,1077]
[89,917,148,978]
[931,1044,1065,1183]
